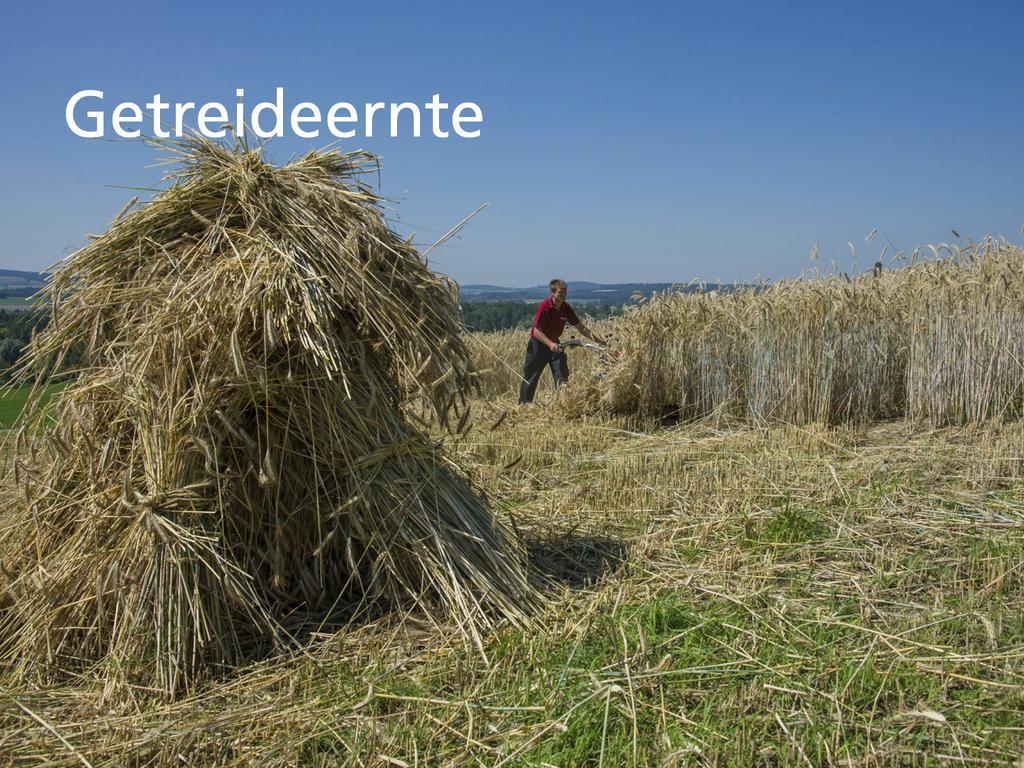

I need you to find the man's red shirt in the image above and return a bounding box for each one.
[531,297,579,343]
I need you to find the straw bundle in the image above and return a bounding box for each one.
[0,138,534,697]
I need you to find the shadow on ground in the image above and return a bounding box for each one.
[239,530,629,668]
[525,531,629,590]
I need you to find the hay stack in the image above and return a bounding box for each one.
[0,138,534,696]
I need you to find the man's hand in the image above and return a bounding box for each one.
[532,327,560,353]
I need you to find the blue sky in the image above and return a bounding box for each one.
[1,0,1021,286]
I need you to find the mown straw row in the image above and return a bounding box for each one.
[556,237,1024,426]
[0,138,535,699]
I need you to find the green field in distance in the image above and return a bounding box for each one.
[0,383,63,428]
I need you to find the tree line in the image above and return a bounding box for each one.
[0,309,48,380]
[461,301,621,333]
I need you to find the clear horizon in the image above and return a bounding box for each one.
[2,1,1021,287]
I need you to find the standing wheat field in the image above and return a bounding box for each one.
[505,238,1024,430]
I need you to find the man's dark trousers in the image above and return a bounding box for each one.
[519,337,569,404]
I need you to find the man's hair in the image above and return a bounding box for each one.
[549,279,567,293]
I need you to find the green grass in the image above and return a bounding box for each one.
[0,382,62,428]
[284,581,1024,766]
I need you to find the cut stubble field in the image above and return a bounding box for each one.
[3,390,1022,766]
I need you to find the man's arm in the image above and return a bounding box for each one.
[531,326,560,352]
[572,322,606,346]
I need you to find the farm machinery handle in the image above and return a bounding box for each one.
[557,336,608,353]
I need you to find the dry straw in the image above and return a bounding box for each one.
[0,137,535,698]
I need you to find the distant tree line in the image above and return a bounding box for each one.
[461,301,622,333]
[0,309,50,381]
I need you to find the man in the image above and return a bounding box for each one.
[518,279,605,405]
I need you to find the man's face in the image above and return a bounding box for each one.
[552,285,567,306]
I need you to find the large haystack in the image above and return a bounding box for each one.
[0,138,534,696]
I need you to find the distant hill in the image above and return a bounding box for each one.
[0,271,735,306]
[460,281,732,305]
[0,269,47,297]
